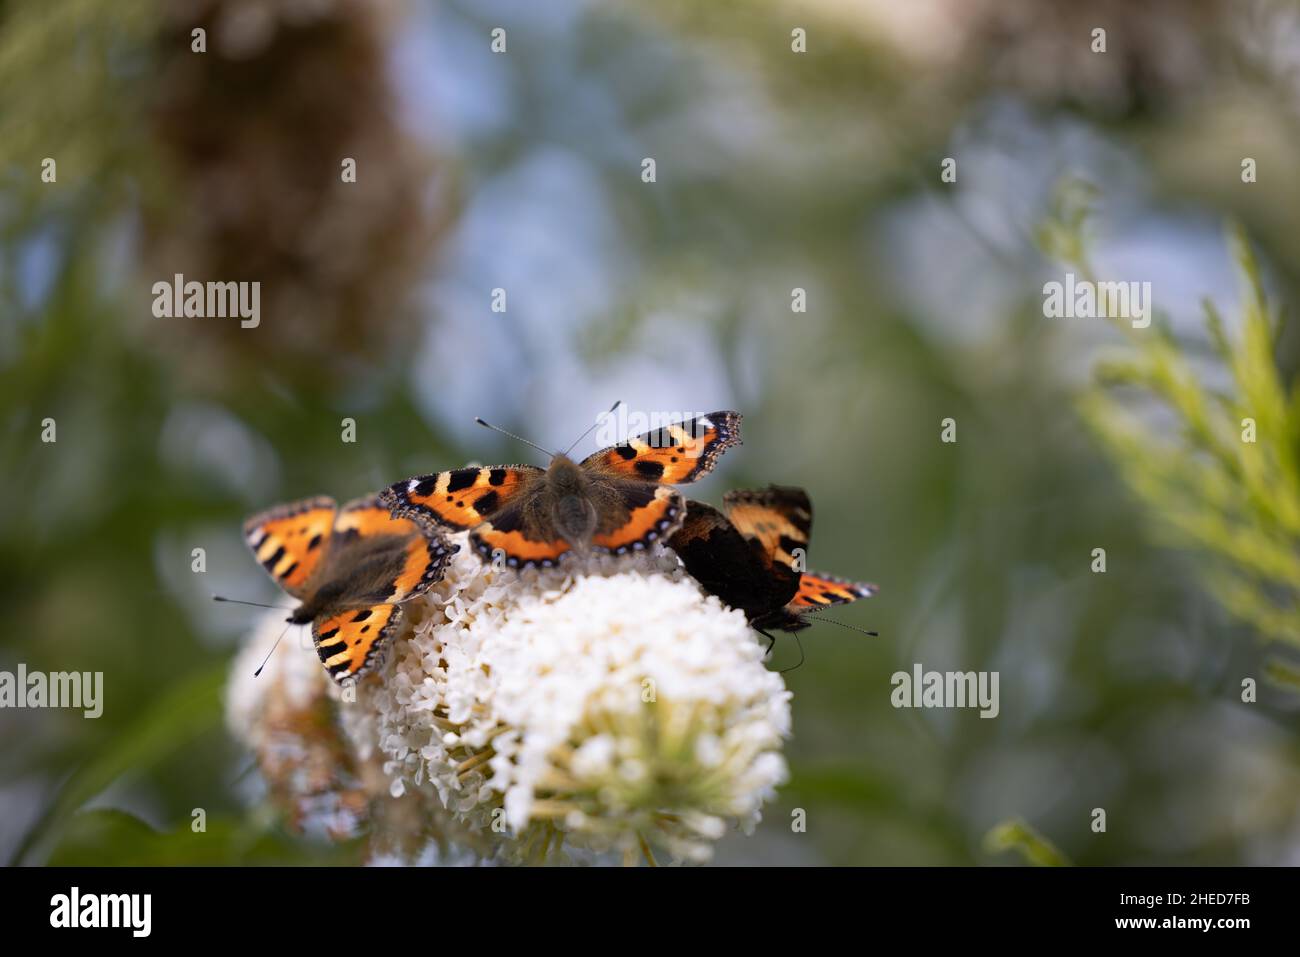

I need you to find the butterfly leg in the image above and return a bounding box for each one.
[755,628,778,657]
[778,633,807,675]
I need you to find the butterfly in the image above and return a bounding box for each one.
[380,411,742,569]
[668,485,877,644]
[242,494,457,683]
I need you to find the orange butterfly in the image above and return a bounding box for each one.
[243,495,456,682]
[668,485,877,647]
[381,411,742,570]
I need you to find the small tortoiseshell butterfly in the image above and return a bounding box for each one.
[380,411,742,569]
[668,485,877,639]
[243,494,456,682]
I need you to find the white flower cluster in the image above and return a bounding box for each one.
[229,536,792,864]
[227,611,322,744]
[226,613,373,841]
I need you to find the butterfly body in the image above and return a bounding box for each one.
[244,495,456,682]
[382,411,743,569]
[518,453,604,549]
[669,486,876,636]
[281,530,409,623]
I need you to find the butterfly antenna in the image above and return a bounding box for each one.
[253,620,297,678]
[474,418,556,458]
[212,595,293,611]
[803,615,879,638]
[562,400,622,457]
[778,634,807,674]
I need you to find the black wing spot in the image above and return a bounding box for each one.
[446,469,478,493]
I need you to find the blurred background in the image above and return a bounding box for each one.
[3,0,1300,866]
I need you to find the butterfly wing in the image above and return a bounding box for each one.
[723,486,876,629]
[721,485,811,598]
[309,496,458,683]
[589,482,685,554]
[471,482,686,567]
[243,496,338,600]
[468,496,572,569]
[580,411,742,485]
[327,495,457,604]
[789,572,879,610]
[668,499,786,620]
[381,466,543,531]
[312,602,403,682]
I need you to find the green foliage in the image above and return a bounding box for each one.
[984,818,1070,867]
[1080,226,1300,655]
[10,665,226,865]
[0,0,159,198]
[4,0,1300,867]
[1034,177,1100,275]
[46,809,357,867]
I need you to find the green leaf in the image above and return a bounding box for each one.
[1263,657,1300,695]
[46,808,358,866]
[984,818,1070,867]
[1082,225,1300,649]
[10,664,228,865]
